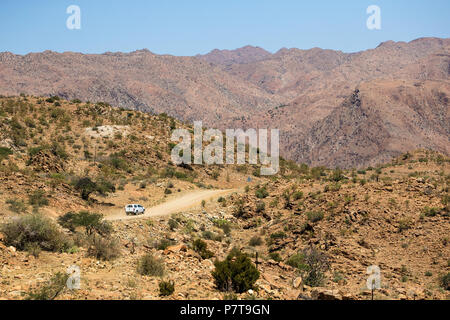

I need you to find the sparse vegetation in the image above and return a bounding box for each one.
[26,272,69,300]
[86,235,120,261]
[137,254,165,277]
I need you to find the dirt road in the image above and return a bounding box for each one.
[105,189,238,221]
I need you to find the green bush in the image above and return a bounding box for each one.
[268,252,282,262]
[306,211,324,223]
[1,214,70,252]
[423,207,440,217]
[249,236,263,247]
[330,168,345,182]
[213,219,232,236]
[270,231,286,240]
[0,147,13,161]
[212,248,260,293]
[159,280,175,296]
[255,187,269,199]
[193,239,214,259]
[168,218,179,231]
[137,254,165,277]
[293,191,304,200]
[440,272,450,290]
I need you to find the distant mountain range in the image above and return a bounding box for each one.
[0,37,449,168]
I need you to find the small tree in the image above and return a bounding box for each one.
[75,177,97,201]
[212,248,259,293]
[58,211,112,236]
[74,177,115,201]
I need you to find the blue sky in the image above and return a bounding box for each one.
[0,0,448,55]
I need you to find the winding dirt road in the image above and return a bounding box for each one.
[105,189,238,221]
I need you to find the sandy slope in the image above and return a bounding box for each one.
[105,189,238,221]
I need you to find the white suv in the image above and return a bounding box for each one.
[125,204,145,215]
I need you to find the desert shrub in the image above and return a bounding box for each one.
[159,280,175,296]
[423,207,440,217]
[268,252,282,262]
[212,248,260,293]
[137,254,165,277]
[202,230,222,242]
[28,190,49,208]
[0,147,13,161]
[193,239,214,259]
[287,247,329,287]
[86,235,120,261]
[324,182,341,192]
[330,168,345,182]
[249,236,263,246]
[108,153,129,171]
[95,178,116,196]
[255,187,269,199]
[50,142,68,160]
[440,272,450,290]
[270,231,286,240]
[211,170,220,180]
[26,272,69,300]
[168,218,179,231]
[58,211,112,236]
[233,199,246,218]
[6,198,28,213]
[213,219,231,236]
[293,191,304,200]
[286,252,308,269]
[154,238,175,250]
[1,214,70,252]
[25,242,42,258]
[306,211,324,223]
[255,201,265,213]
[398,218,411,232]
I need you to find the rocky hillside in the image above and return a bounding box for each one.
[0,96,448,300]
[0,38,448,168]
